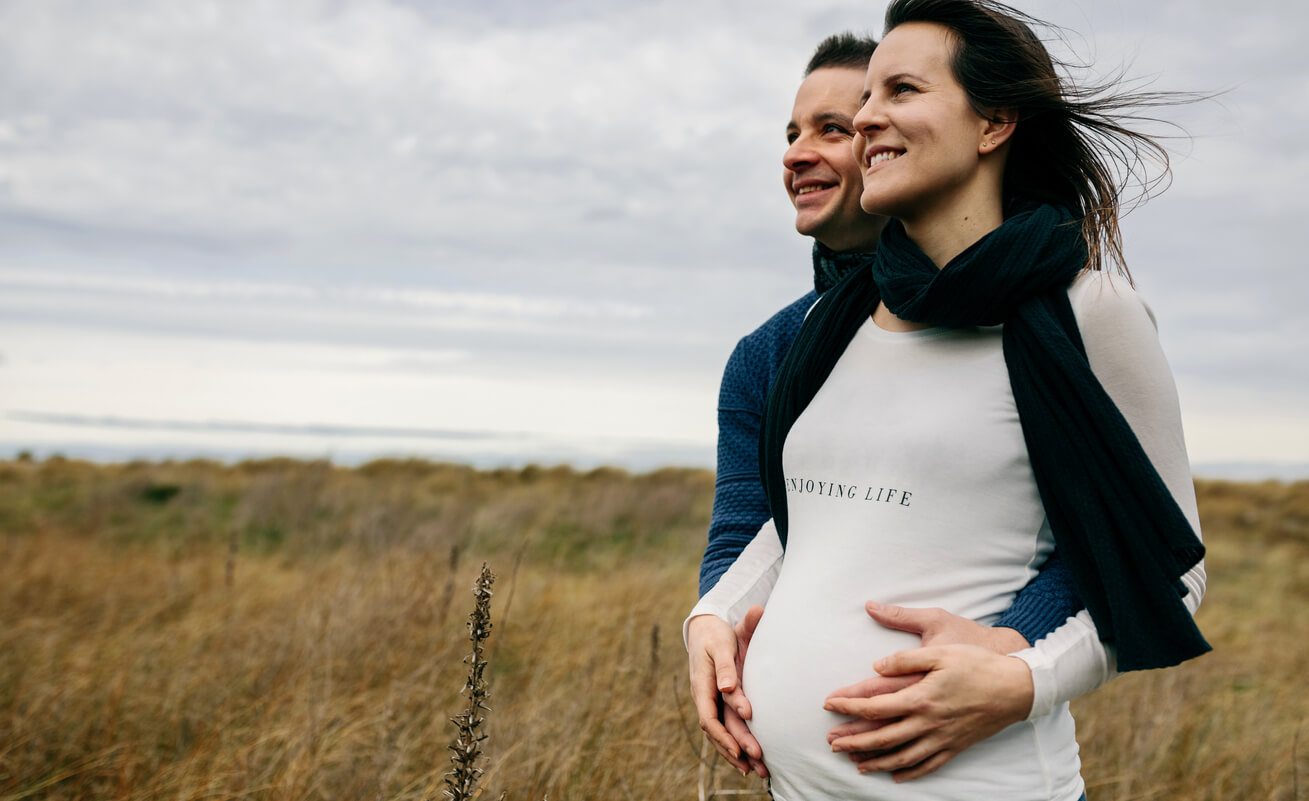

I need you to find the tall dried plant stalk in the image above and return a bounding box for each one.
[441,563,496,801]
[437,544,462,624]
[647,622,661,694]
[225,527,237,588]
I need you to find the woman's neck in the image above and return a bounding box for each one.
[901,181,1005,268]
[872,192,1005,332]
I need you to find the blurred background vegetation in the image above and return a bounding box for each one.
[1,456,1305,800]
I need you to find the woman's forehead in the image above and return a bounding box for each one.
[867,22,955,79]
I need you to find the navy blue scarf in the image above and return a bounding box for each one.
[812,241,876,294]
[761,205,1209,671]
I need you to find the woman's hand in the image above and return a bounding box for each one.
[687,607,767,777]
[821,601,1033,781]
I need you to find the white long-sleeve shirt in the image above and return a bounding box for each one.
[688,271,1205,801]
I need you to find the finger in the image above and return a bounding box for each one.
[739,604,765,643]
[701,715,741,761]
[691,616,741,694]
[825,672,923,701]
[723,685,753,721]
[703,721,743,767]
[710,735,750,775]
[826,716,891,743]
[734,606,765,678]
[723,706,763,761]
[691,658,728,731]
[890,748,956,782]
[714,654,741,694]
[845,749,892,764]
[831,717,927,755]
[824,692,916,722]
[854,734,946,775]
[726,697,770,779]
[872,646,951,678]
[865,601,943,637]
[695,688,741,762]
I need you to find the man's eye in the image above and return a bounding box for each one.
[823,123,849,135]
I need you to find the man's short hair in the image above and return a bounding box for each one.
[803,32,879,76]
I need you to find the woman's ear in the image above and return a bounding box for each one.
[979,112,1017,154]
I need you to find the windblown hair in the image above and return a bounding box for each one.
[804,32,879,77]
[884,0,1193,275]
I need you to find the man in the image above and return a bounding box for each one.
[687,33,1082,780]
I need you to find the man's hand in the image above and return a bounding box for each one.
[821,601,1034,781]
[687,606,767,776]
[863,601,1028,654]
[824,644,1034,781]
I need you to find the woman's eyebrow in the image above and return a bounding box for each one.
[882,71,928,85]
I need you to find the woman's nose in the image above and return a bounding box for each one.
[853,96,885,135]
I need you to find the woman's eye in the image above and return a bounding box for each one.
[892,83,917,96]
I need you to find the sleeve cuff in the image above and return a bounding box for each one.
[1012,646,1057,720]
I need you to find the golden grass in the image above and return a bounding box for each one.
[0,459,1304,800]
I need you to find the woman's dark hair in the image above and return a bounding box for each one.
[884,0,1190,274]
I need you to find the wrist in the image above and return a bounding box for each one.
[687,613,730,647]
[1001,654,1036,722]
[989,625,1030,655]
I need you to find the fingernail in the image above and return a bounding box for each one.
[873,658,886,672]
[866,601,881,611]
[740,768,748,777]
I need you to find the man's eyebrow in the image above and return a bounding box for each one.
[812,111,854,127]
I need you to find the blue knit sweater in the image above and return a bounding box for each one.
[698,244,1084,645]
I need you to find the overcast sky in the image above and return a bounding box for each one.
[1,0,1306,475]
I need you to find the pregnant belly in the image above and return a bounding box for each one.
[740,590,921,795]
[739,591,1081,801]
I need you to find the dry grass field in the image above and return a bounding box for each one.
[0,457,1305,800]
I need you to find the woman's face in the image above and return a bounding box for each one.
[852,22,996,222]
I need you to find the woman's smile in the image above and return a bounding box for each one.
[863,147,904,173]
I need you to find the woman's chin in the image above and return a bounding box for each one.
[859,197,903,220]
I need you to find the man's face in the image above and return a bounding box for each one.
[783,67,885,252]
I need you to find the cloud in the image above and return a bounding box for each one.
[0,0,1305,468]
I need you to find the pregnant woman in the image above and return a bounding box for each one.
[687,0,1210,798]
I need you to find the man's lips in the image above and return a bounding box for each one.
[792,179,838,201]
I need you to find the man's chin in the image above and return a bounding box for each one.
[793,213,830,240]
